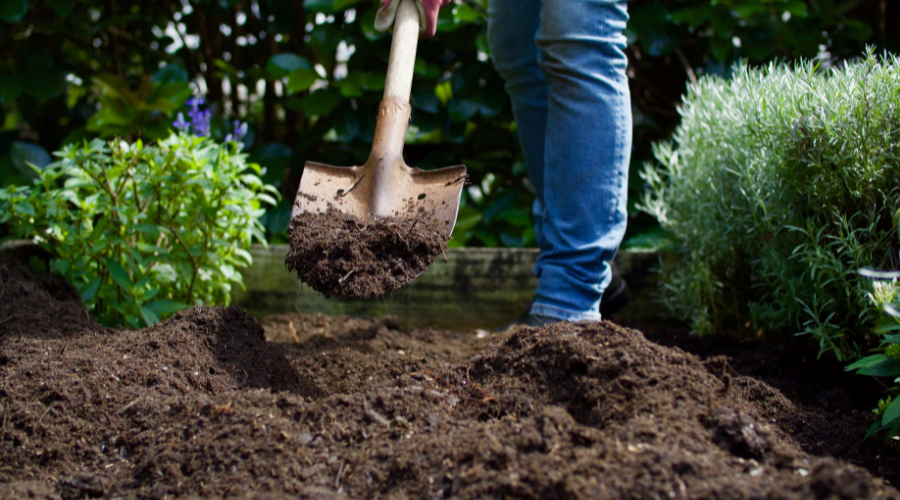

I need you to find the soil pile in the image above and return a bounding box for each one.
[1,260,898,499]
[285,211,448,298]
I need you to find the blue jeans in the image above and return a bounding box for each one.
[487,0,631,322]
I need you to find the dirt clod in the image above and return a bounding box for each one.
[285,211,448,298]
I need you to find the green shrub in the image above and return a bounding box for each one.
[0,134,277,328]
[847,270,900,442]
[640,50,900,361]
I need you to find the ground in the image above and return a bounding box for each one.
[1,255,899,500]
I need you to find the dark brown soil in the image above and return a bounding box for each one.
[635,324,900,486]
[285,211,448,299]
[1,257,899,499]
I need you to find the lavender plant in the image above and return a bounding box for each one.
[640,50,900,361]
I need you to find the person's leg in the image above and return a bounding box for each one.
[529,0,632,322]
[486,0,552,257]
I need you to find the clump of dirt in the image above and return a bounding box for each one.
[1,258,898,499]
[285,210,449,298]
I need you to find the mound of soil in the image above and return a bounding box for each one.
[1,259,898,499]
[285,211,448,299]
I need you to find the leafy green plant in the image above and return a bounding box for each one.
[639,50,900,360]
[1,134,277,328]
[847,270,900,442]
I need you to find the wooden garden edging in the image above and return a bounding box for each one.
[233,246,659,331]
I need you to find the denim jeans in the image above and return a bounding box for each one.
[487,0,631,322]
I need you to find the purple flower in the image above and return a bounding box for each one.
[227,120,248,143]
[173,112,190,132]
[173,91,213,137]
[186,97,205,108]
[189,108,212,137]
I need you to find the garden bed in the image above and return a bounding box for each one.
[1,254,899,499]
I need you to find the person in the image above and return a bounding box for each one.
[378,0,631,326]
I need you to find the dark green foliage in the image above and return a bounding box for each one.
[1,135,277,328]
[1,0,891,247]
[847,272,900,443]
[640,51,900,362]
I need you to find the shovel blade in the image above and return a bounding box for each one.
[292,160,467,235]
[291,161,365,221]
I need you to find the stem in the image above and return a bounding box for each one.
[166,225,199,303]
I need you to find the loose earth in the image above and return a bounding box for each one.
[0,255,898,499]
[285,211,449,299]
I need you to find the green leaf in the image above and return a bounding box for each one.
[14,201,34,216]
[152,63,189,84]
[299,88,342,117]
[448,98,479,122]
[883,397,900,426]
[857,358,900,377]
[133,224,161,237]
[267,53,312,79]
[873,317,900,334]
[136,243,169,255]
[139,305,160,326]
[779,1,806,16]
[303,0,334,13]
[52,258,69,275]
[338,71,367,98]
[864,419,890,440]
[78,277,100,301]
[286,68,320,94]
[107,259,133,292]
[622,227,672,252]
[143,299,189,315]
[846,354,888,371]
[333,0,364,10]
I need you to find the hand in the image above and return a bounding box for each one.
[376,0,451,39]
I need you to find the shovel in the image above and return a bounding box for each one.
[290,0,467,238]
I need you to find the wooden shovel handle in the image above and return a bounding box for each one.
[383,0,420,102]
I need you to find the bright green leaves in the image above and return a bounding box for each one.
[287,69,320,94]
[139,299,188,326]
[267,53,313,79]
[107,259,134,292]
[2,133,276,328]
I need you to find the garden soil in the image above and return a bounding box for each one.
[285,211,448,299]
[1,257,899,499]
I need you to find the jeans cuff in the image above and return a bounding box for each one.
[530,302,602,323]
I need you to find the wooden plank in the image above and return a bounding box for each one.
[232,246,658,331]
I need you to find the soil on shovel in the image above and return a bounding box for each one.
[1,255,899,499]
[285,210,449,299]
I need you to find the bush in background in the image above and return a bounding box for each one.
[640,50,900,361]
[1,134,277,328]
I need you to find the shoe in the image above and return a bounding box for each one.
[599,261,630,317]
[499,261,630,331]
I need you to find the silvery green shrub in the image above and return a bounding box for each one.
[1,134,278,328]
[640,50,900,361]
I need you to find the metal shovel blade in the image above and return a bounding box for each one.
[290,97,467,235]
